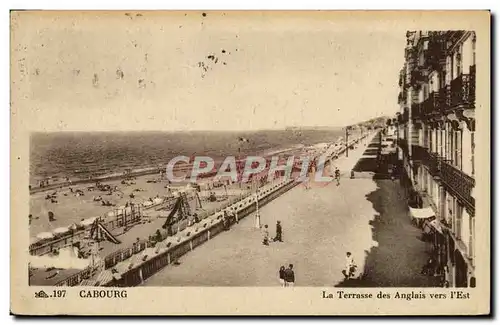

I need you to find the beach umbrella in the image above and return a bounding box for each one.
[36,232,54,240]
[53,227,69,235]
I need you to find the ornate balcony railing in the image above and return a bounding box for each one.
[410,69,427,87]
[411,145,428,162]
[422,92,445,117]
[427,152,441,176]
[411,103,422,120]
[439,159,475,215]
[450,65,476,109]
[425,38,447,71]
[397,138,409,157]
[445,31,466,52]
[398,92,405,104]
[444,84,452,109]
[401,107,409,123]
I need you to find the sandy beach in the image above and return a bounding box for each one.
[29,170,250,238]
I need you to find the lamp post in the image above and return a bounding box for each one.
[345,126,350,157]
[254,187,261,229]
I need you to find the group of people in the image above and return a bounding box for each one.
[278,264,295,287]
[262,221,283,246]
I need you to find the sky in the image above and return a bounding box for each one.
[11,11,407,132]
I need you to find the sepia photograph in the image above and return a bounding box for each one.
[10,10,490,315]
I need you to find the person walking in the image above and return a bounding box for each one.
[278,266,286,287]
[335,167,341,186]
[273,221,283,242]
[284,264,295,287]
[262,224,270,246]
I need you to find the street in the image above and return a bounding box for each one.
[143,135,436,287]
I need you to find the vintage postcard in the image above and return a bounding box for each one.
[10,10,490,315]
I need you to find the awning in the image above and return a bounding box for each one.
[429,219,444,234]
[409,207,435,219]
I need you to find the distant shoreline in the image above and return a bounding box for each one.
[29,145,308,195]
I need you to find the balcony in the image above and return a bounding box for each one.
[411,144,428,162]
[450,65,476,109]
[422,92,445,117]
[411,103,422,120]
[427,152,441,177]
[439,160,475,215]
[445,31,466,51]
[401,107,409,124]
[410,69,427,88]
[397,138,409,157]
[398,111,406,125]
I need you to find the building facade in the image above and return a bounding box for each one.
[397,31,476,288]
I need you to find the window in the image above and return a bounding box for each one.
[445,56,453,85]
[428,129,432,151]
[472,32,476,66]
[455,202,463,240]
[469,217,474,261]
[456,46,463,76]
[455,130,463,170]
[428,173,432,196]
[447,196,454,231]
[449,128,454,163]
[471,132,475,176]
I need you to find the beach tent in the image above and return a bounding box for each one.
[153,198,163,205]
[143,201,153,207]
[409,207,435,219]
[107,211,116,218]
[53,227,70,235]
[36,232,54,240]
[80,217,98,227]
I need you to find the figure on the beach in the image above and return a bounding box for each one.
[335,167,341,186]
[48,211,56,222]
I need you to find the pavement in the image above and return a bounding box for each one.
[143,132,438,287]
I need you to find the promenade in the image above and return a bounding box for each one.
[144,132,436,287]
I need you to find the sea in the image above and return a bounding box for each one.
[30,129,345,184]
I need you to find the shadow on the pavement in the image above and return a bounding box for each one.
[335,138,440,288]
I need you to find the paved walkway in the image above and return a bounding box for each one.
[336,178,438,287]
[143,133,436,287]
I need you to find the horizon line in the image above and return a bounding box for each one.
[28,119,391,134]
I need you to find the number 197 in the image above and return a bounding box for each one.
[53,290,66,298]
